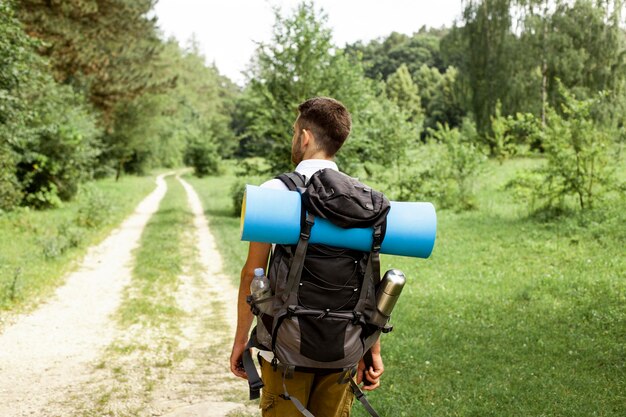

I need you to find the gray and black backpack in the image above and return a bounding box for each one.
[242,168,392,417]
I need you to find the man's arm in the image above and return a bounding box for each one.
[230,241,272,379]
[357,338,384,391]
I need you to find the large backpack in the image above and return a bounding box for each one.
[243,168,392,417]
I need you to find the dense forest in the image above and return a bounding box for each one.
[1,0,624,213]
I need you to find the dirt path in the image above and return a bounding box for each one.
[0,173,255,417]
[0,173,170,416]
[144,176,253,417]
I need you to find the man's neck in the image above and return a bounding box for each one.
[303,150,333,161]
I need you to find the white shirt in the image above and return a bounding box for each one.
[257,159,339,360]
[261,159,339,190]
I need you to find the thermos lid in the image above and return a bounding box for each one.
[380,269,406,296]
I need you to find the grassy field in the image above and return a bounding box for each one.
[0,174,157,315]
[193,159,625,417]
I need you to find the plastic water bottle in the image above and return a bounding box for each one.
[250,268,272,315]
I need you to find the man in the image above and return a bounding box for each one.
[230,97,384,416]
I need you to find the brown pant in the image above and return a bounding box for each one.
[259,359,355,417]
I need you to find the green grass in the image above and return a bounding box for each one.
[201,158,625,417]
[0,174,156,314]
[118,176,189,327]
[184,167,264,285]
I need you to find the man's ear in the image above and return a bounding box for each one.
[301,128,313,147]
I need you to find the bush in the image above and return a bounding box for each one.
[75,184,113,228]
[184,136,220,177]
[0,146,22,211]
[506,88,619,212]
[38,219,84,259]
[230,179,246,217]
[399,122,485,210]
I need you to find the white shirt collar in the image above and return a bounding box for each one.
[294,159,338,173]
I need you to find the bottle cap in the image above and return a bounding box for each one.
[380,269,406,296]
[254,268,264,277]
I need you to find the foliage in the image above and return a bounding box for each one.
[13,1,237,180]
[506,87,619,211]
[448,0,516,140]
[385,64,424,123]
[399,122,485,210]
[1,1,101,209]
[490,101,517,162]
[442,0,626,149]
[16,84,101,208]
[184,135,220,177]
[75,183,114,228]
[15,0,164,122]
[345,27,448,80]
[236,1,416,180]
[0,146,22,211]
[419,65,466,134]
[230,179,246,217]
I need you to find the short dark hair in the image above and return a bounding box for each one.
[297,97,352,156]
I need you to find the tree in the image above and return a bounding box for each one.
[1,1,100,209]
[15,0,164,123]
[103,39,237,176]
[385,64,424,123]
[345,28,448,81]
[237,1,416,177]
[443,0,626,150]
[453,0,516,143]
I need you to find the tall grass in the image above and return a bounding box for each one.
[0,175,156,315]
[200,158,625,417]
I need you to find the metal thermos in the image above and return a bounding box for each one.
[371,269,406,327]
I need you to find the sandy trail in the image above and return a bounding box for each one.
[0,174,170,416]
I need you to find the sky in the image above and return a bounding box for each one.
[153,0,464,85]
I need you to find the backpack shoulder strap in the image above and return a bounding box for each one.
[276,172,306,191]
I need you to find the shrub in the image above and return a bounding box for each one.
[75,184,113,228]
[0,146,22,211]
[184,136,220,177]
[38,219,85,259]
[230,179,246,217]
[399,122,485,210]
[506,88,619,212]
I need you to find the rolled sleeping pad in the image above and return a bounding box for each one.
[240,185,436,259]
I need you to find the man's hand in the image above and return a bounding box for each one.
[357,350,385,391]
[230,242,271,380]
[230,341,248,379]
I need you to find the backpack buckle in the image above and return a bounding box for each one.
[351,311,362,325]
[371,227,383,252]
[299,213,315,240]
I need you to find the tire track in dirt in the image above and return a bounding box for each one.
[0,174,170,417]
[147,176,254,417]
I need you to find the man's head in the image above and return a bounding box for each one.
[291,97,352,164]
